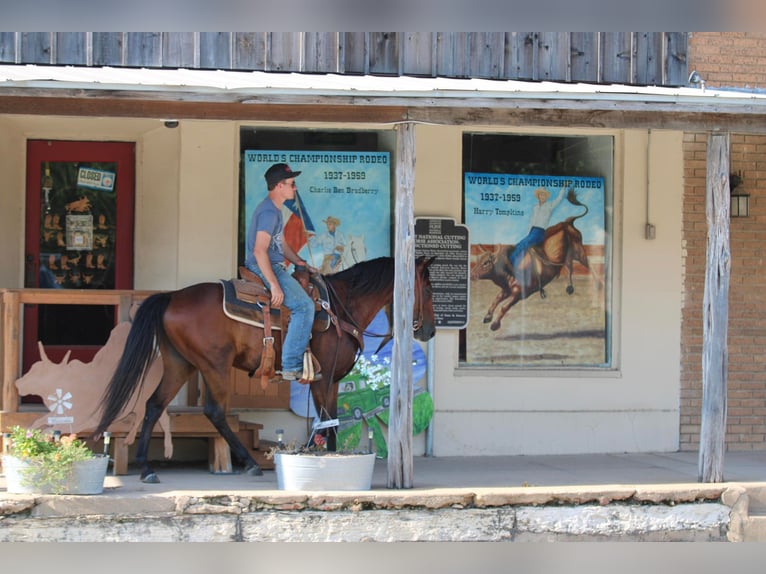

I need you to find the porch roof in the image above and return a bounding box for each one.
[2,64,766,132]
[1,64,765,111]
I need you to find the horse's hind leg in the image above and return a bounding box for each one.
[200,368,263,476]
[135,354,196,483]
[134,394,167,483]
[136,337,196,483]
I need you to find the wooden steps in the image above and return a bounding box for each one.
[237,421,275,470]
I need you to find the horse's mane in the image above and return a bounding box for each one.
[325,256,394,297]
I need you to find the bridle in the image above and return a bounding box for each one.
[412,261,428,333]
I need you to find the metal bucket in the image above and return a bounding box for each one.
[275,452,375,491]
[2,454,108,495]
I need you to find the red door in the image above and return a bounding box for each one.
[23,140,135,382]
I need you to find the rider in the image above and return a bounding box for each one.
[508,186,566,272]
[245,163,320,383]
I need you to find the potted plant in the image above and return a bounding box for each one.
[2,426,108,495]
[269,433,376,491]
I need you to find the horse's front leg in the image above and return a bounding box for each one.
[310,377,340,452]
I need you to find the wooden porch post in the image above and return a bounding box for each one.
[698,132,731,483]
[1,290,21,412]
[387,122,416,489]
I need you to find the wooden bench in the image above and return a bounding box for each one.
[0,408,240,476]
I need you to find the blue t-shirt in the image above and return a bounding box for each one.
[245,198,284,268]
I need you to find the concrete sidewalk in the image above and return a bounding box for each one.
[3,451,766,541]
[39,449,766,496]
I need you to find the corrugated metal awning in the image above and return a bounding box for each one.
[2,64,766,114]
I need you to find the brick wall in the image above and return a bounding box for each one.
[681,34,766,451]
[688,32,766,89]
[680,133,766,451]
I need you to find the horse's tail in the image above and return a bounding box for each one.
[94,292,171,438]
[565,188,589,223]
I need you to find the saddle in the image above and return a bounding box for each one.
[219,267,333,389]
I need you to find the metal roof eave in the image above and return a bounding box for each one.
[1,64,766,115]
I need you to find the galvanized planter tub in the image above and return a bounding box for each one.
[2,454,109,495]
[275,452,375,491]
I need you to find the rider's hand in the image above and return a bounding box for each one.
[271,284,284,307]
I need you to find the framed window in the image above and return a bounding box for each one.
[460,133,613,369]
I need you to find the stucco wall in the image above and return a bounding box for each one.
[0,116,684,456]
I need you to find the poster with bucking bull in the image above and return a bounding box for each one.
[465,173,607,366]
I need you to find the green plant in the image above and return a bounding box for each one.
[5,426,96,494]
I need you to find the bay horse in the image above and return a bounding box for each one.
[94,256,436,483]
[471,190,602,331]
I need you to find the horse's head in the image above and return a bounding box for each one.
[414,256,436,341]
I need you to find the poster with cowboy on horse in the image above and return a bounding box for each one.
[465,173,607,367]
[244,150,391,270]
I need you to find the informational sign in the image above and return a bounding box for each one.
[415,217,469,329]
[65,214,93,251]
[77,167,115,192]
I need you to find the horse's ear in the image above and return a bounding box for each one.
[425,256,436,268]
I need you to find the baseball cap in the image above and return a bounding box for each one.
[265,163,302,187]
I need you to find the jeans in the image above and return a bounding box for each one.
[246,261,315,372]
[510,226,545,270]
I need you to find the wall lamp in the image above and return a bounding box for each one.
[688,70,706,92]
[730,171,750,218]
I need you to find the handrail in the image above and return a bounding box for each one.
[1,288,159,412]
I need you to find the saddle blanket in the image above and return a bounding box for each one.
[220,279,280,329]
[219,279,332,332]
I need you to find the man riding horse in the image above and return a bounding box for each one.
[244,163,321,384]
[508,186,567,279]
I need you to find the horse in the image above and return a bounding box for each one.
[94,256,436,483]
[471,190,602,331]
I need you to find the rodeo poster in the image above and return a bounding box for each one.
[465,173,608,367]
[244,150,391,272]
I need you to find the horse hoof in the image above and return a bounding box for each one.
[540,290,547,299]
[483,315,492,324]
[246,465,264,477]
[490,321,501,331]
[141,473,160,484]
[566,285,574,295]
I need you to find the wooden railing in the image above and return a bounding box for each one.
[1,288,156,411]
